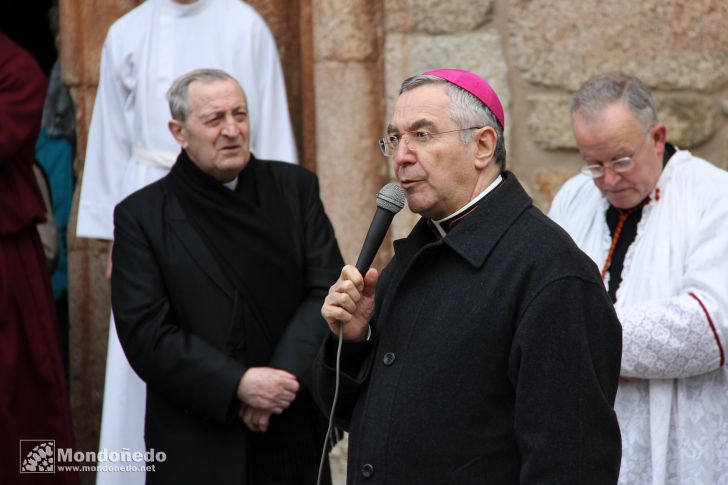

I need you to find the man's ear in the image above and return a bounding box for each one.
[651,123,667,158]
[474,126,497,170]
[168,119,187,147]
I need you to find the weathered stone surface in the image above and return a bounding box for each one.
[315,61,389,265]
[248,0,294,42]
[658,94,718,148]
[67,189,111,485]
[385,0,493,34]
[314,0,380,61]
[60,0,139,86]
[527,94,573,150]
[510,0,728,91]
[298,0,318,171]
[249,0,310,168]
[69,86,97,174]
[528,93,718,150]
[384,31,509,125]
[536,169,577,209]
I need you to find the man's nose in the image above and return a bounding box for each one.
[393,140,416,174]
[601,166,621,186]
[222,116,239,136]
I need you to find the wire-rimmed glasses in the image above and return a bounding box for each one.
[580,132,651,178]
[378,127,482,157]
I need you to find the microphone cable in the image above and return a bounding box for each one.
[316,321,344,485]
[315,182,405,484]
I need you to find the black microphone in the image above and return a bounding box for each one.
[355,183,407,274]
[316,184,405,485]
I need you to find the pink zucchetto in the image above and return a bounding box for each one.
[425,68,504,128]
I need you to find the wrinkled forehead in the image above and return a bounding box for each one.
[573,103,644,155]
[389,84,453,132]
[188,79,247,113]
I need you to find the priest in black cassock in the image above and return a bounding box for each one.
[111,68,343,485]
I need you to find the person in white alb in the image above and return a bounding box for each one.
[549,72,728,485]
[75,1,297,483]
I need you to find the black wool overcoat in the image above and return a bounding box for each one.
[112,159,343,485]
[315,172,622,485]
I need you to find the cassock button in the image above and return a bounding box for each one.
[383,352,396,366]
[361,463,375,478]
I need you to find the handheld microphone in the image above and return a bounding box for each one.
[355,183,407,274]
[317,183,405,485]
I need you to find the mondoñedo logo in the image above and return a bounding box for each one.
[20,440,55,473]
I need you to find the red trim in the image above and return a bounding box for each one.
[448,205,478,231]
[689,292,725,366]
[600,198,651,278]
[426,220,443,240]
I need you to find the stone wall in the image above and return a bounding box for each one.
[508,0,728,208]
[62,0,728,484]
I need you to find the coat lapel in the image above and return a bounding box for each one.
[442,172,533,269]
[163,183,234,299]
[377,172,533,324]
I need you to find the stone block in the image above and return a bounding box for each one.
[509,0,728,91]
[67,189,111,484]
[385,0,494,34]
[536,169,577,208]
[69,86,98,175]
[60,0,139,87]
[314,0,379,62]
[384,31,509,125]
[657,94,718,148]
[528,93,718,150]
[315,61,389,265]
[527,94,573,150]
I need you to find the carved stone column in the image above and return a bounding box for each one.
[313,0,388,265]
[60,3,141,482]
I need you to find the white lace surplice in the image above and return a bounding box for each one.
[549,150,728,485]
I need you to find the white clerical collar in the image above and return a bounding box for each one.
[223,177,238,191]
[431,174,503,238]
[162,0,210,15]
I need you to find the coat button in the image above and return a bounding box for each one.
[361,463,375,478]
[383,352,396,366]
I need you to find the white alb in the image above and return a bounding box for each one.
[549,149,728,485]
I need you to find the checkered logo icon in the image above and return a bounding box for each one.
[20,440,55,473]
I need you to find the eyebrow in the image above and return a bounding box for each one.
[387,118,436,134]
[583,148,632,164]
[199,105,247,120]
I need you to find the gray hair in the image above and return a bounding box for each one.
[571,72,658,132]
[400,74,506,170]
[166,69,239,122]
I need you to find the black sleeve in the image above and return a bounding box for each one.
[270,172,344,390]
[509,276,622,484]
[112,200,246,423]
[312,331,376,430]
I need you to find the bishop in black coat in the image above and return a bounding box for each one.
[315,69,622,484]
